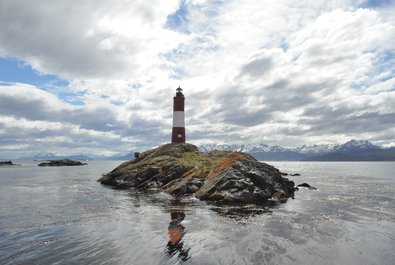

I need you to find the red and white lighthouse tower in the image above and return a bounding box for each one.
[171,86,186,143]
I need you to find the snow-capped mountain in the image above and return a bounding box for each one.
[199,143,295,153]
[293,144,338,154]
[199,143,270,153]
[198,140,387,161]
[17,152,92,160]
[199,143,334,154]
[199,140,382,154]
[333,140,381,153]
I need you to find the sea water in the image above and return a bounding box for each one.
[0,161,394,265]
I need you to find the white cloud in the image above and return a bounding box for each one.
[0,0,182,80]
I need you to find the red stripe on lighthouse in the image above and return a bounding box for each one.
[172,86,186,144]
[173,97,184,111]
[172,127,186,143]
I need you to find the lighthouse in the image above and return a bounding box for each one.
[172,86,186,143]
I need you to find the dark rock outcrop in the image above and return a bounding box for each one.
[0,161,15,166]
[296,183,317,190]
[38,159,87,167]
[99,143,295,205]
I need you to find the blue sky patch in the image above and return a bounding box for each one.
[0,57,89,105]
[0,57,68,88]
[165,0,190,34]
[110,99,124,106]
[374,50,395,81]
[360,0,394,8]
[58,91,86,105]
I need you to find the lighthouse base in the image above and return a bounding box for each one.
[171,127,186,143]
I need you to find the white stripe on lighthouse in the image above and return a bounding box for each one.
[173,111,185,127]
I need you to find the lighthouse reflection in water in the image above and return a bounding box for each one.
[166,200,191,261]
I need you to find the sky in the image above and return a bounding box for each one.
[0,0,395,158]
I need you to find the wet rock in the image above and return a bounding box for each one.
[98,143,295,205]
[297,183,317,190]
[38,159,87,167]
[164,177,204,195]
[195,155,294,204]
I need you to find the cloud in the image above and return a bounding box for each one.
[179,6,395,146]
[0,0,395,157]
[0,115,129,157]
[239,52,275,78]
[0,84,137,157]
[0,83,123,131]
[0,0,182,80]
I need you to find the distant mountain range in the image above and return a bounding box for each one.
[10,140,395,161]
[16,153,93,161]
[199,140,395,161]
[15,152,134,161]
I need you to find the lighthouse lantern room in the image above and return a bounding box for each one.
[171,86,186,143]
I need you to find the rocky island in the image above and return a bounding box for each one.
[99,143,295,205]
[0,161,16,166]
[38,159,87,167]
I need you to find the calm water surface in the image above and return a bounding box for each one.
[1,161,394,264]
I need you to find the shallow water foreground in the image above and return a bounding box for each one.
[1,161,394,264]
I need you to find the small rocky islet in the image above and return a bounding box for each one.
[0,161,16,166]
[98,143,296,205]
[38,159,87,167]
